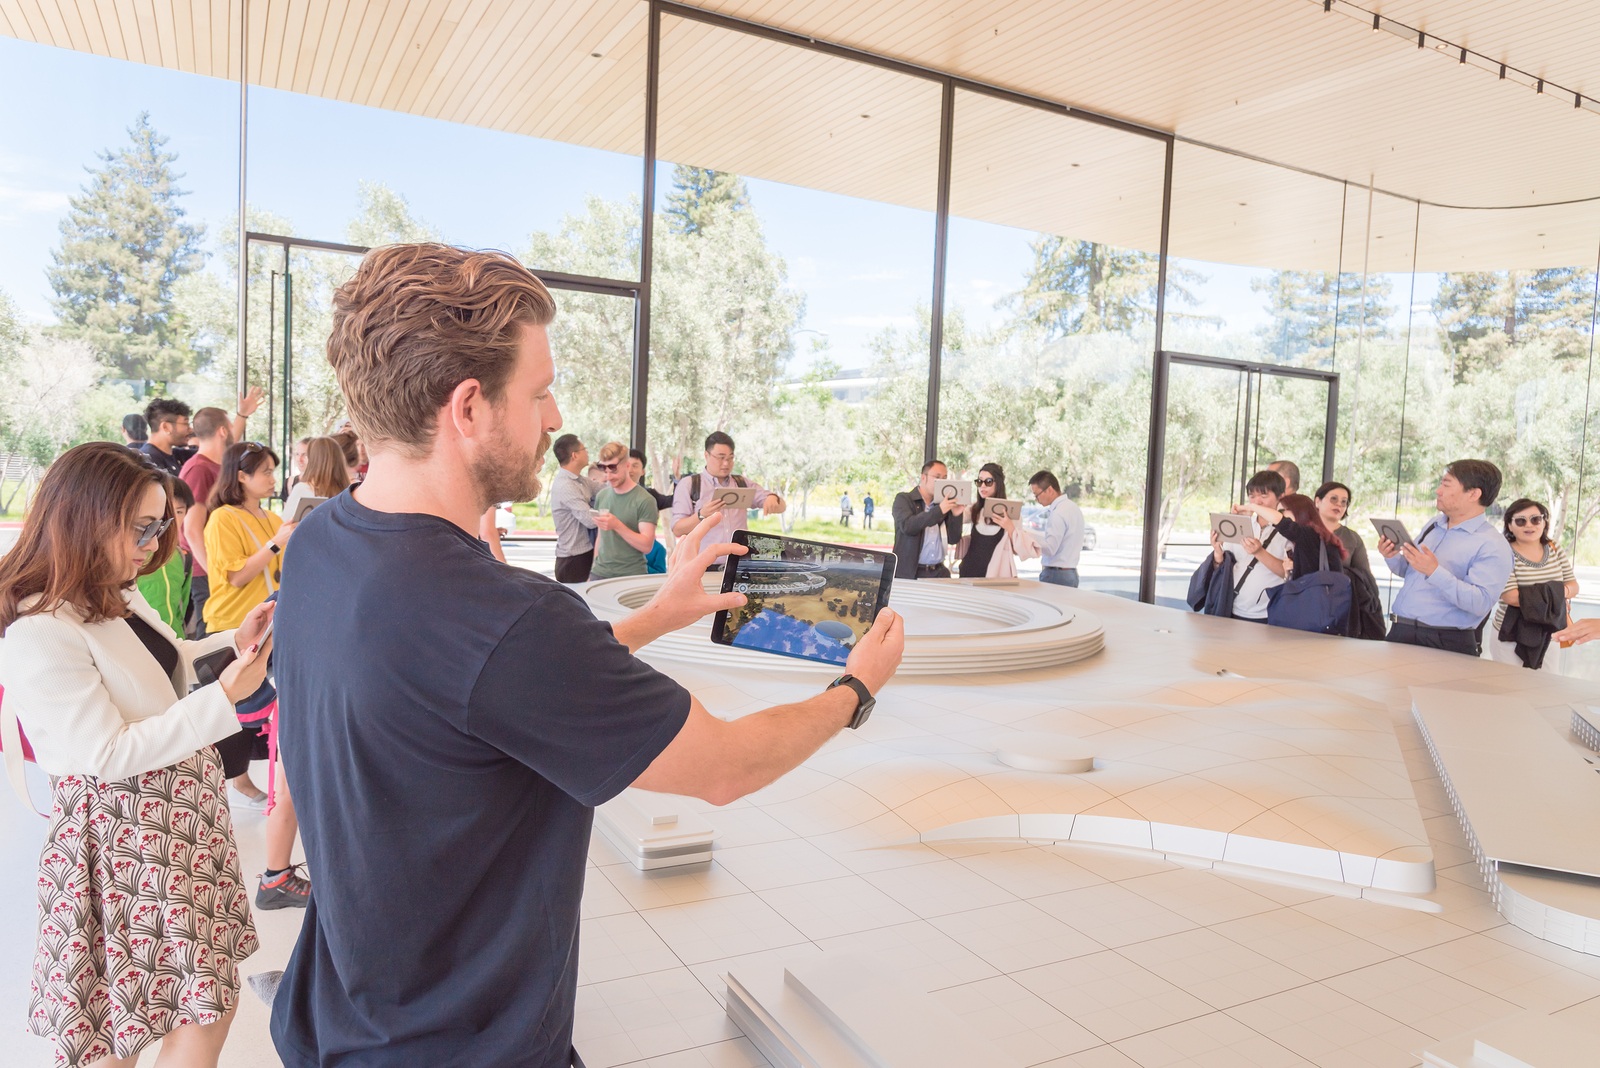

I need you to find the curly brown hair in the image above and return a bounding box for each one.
[326,243,557,458]
[0,443,177,633]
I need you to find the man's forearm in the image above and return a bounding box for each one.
[633,688,857,806]
[711,689,856,801]
[618,524,656,552]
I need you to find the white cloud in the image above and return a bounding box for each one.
[0,183,71,218]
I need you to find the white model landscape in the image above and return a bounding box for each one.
[1414,689,1600,954]
[587,576,1433,895]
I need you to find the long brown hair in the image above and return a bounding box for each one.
[1280,493,1347,559]
[0,442,176,633]
[302,436,352,498]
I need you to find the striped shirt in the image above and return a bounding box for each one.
[1492,542,1576,629]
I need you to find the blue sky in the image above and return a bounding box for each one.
[0,33,1359,375]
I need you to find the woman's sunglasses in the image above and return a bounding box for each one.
[135,518,173,548]
[1511,515,1546,527]
[975,477,996,487]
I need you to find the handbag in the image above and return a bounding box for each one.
[1,684,47,815]
[1265,541,1352,634]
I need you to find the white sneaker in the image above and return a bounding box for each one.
[230,785,269,810]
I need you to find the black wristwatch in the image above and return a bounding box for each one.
[828,674,876,729]
[268,541,282,554]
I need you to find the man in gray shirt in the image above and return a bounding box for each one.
[549,434,599,583]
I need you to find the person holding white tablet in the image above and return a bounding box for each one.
[1377,459,1513,656]
[669,431,784,568]
[1207,469,1290,622]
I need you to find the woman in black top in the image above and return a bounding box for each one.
[1315,480,1387,639]
[958,463,1023,578]
[1236,493,1347,576]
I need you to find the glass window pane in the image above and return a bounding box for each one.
[648,16,941,537]
[1166,144,1347,369]
[941,89,1167,597]
[248,0,646,279]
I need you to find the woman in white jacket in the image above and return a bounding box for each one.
[0,442,273,1068]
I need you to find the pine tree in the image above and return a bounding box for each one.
[1014,237,1204,338]
[47,113,205,388]
[663,166,750,235]
[1252,270,1394,364]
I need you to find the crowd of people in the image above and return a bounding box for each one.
[1188,457,1584,669]
[0,239,1592,1068]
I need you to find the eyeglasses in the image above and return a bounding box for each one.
[595,462,619,472]
[1512,515,1546,527]
[134,518,173,548]
[975,478,996,487]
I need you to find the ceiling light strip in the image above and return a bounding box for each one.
[1314,0,1600,117]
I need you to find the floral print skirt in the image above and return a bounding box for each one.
[27,746,259,1066]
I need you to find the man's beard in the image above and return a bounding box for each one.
[470,425,550,510]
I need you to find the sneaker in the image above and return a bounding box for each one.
[230,785,269,811]
[257,865,311,910]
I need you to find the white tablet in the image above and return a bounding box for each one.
[703,485,759,512]
[982,498,1022,523]
[1370,517,1415,548]
[289,495,327,523]
[930,479,973,507]
[1210,512,1256,546]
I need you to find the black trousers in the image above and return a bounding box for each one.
[1386,618,1480,657]
[555,550,594,584]
[189,574,210,639]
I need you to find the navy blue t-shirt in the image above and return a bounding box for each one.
[269,489,691,1067]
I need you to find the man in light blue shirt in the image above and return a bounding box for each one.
[1027,470,1085,588]
[1379,459,1514,656]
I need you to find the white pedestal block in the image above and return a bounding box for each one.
[594,789,716,870]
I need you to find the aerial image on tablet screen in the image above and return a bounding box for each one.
[714,532,894,666]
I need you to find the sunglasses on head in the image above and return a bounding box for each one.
[135,517,173,548]
[1512,515,1546,527]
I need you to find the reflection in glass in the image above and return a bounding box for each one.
[647,15,941,527]
[940,90,1167,598]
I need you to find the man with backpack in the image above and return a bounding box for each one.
[669,431,785,569]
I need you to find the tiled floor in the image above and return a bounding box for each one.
[6,586,1600,1065]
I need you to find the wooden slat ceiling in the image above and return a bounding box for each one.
[2,0,1596,271]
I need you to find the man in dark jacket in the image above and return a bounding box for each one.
[892,460,963,579]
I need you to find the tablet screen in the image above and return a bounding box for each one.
[712,531,896,666]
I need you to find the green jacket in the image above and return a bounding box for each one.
[137,549,192,635]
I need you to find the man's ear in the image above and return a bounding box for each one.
[447,379,487,440]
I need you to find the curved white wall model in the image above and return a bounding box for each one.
[581,575,1106,675]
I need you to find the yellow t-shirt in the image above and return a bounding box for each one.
[203,504,283,630]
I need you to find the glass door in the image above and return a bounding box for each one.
[1140,352,1338,605]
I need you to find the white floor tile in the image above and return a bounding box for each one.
[1014,950,1212,1043]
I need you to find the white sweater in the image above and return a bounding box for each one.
[0,588,243,779]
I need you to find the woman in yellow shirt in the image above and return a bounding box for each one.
[202,440,311,910]
[203,441,296,631]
